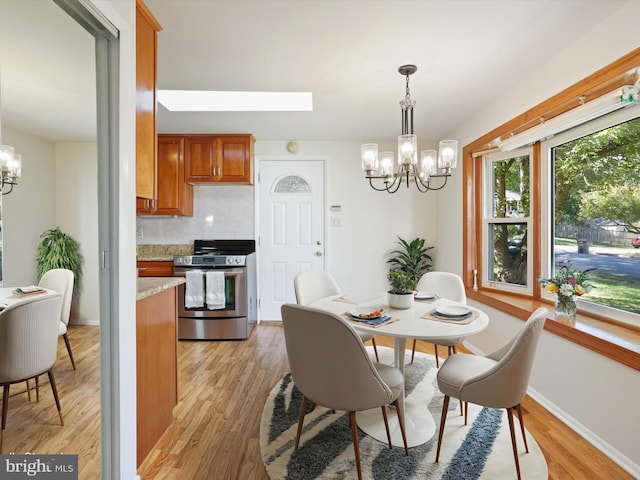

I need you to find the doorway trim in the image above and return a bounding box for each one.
[53,1,137,479]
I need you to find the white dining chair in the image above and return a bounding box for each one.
[410,271,467,366]
[435,307,548,480]
[39,268,76,369]
[294,270,379,361]
[281,303,408,480]
[0,295,65,446]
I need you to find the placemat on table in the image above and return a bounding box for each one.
[415,297,438,304]
[341,313,399,328]
[331,296,358,304]
[421,310,479,325]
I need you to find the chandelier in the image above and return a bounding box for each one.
[0,144,22,195]
[361,65,458,193]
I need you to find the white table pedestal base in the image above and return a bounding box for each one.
[356,396,436,448]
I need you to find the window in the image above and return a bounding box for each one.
[482,150,533,294]
[541,106,640,324]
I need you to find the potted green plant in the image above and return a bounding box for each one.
[387,268,415,309]
[36,227,82,292]
[387,236,434,288]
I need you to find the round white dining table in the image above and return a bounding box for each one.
[0,286,61,313]
[308,293,489,448]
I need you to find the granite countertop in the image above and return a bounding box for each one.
[137,277,185,301]
[137,244,192,261]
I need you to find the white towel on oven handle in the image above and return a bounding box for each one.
[185,271,204,309]
[206,271,226,310]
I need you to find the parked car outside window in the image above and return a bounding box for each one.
[632,237,640,249]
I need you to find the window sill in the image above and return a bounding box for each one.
[467,289,640,372]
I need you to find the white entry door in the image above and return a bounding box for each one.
[258,159,325,320]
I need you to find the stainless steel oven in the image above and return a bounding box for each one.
[173,240,257,340]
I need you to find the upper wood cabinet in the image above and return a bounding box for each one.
[185,134,255,185]
[137,136,194,216]
[135,0,162,201]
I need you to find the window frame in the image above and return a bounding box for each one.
[540,104,640,327]
[481,148,534,295]
[462,48,640,372]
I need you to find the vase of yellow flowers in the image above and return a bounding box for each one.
[537,265,594,319]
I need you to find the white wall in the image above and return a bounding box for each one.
[1,127,56,287]
[1,129,100,324]
[55,142,100,324]
[441,2,640,475]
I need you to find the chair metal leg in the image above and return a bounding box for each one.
[294,395,308,451]
[516,404,529,453]
[381,406,392,448]
[506,406,522,480]
[410,339,417,364]
[2,385,9,436]
[25,380,31,402]
[35,376,40,403]
[371,338,379,362]
[47,370,64,426]
[63,333,77,370]
[392,398,409,456]
[464,401,468,425]
[435,394,450,462]
[349,411,363,480]
[434,344,440,367]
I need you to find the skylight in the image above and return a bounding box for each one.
[157,90,313,112]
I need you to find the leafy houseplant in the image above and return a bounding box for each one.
[36,227,82,292]
[387,269,415,309]
[387,236,434,288]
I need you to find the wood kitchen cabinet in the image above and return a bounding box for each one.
[136,284,178,466]
[137,260,173,277]
[137,136,194,216]
[185,134,255,185]
[135,0,162,202]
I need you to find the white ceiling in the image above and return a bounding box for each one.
[0,0,631,144]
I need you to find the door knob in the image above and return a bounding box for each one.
[316,240,323,245]
[315,251,323,257]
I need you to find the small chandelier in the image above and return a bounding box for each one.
[361,65,458,193]
[0,144,22,195]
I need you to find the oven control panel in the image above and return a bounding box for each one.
[173,255,246,267]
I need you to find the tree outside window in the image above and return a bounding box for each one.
[551,116,640,314]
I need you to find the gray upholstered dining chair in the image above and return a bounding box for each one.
[410,271,467,366]
[39,268,76,369]
[435,307,548,480]
[294,270,379,362]
[0,295,65,446]
[281,303,408,480]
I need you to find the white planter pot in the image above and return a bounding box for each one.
[388,292,414,309]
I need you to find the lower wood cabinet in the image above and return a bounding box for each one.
[137,260,173,277]
[136,286,178,466]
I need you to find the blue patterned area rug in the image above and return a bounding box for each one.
[260,347,548,479]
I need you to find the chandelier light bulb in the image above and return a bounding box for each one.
[361,143,379,172]
[379,152,395,177]
[438,140,458,170]
[398,134,417,165]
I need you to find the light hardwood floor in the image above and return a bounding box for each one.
[3,323,632,479]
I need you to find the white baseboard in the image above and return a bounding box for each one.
[461,339,640,478]
[526,387,640,478]
[69,319,100,326]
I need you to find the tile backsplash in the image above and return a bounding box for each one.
[136,185,255,244]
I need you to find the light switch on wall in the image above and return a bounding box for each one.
[136,224,143,239]
[331,216,341,227]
